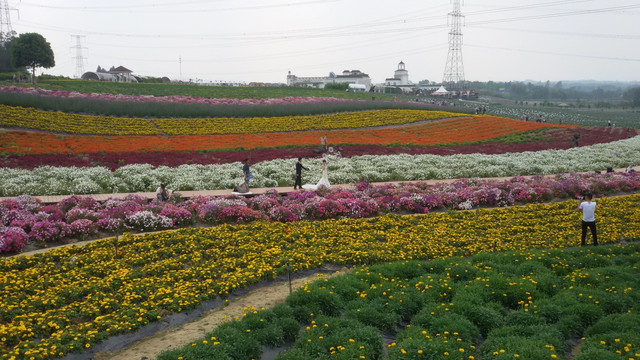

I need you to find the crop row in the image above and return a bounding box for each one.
[159,244,640,360]
[0,85,360,106]
[0,105,462,136]
[1,137,638,196]
[1,194,639,359]
[0,128,631,170]
[0,116,570,155]
[3,171,639,253]
[489,103,640,128]
[0,86,458,119]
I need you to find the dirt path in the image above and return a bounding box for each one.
[95,270,346,360]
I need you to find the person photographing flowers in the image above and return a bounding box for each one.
[577,193,597,246]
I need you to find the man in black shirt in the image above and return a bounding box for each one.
[294,157,309,190]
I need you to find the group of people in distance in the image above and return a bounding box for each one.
[239,157,330,194]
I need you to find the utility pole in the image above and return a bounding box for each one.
[0,0,16,42]
[179,55,182,80]
[442,0,466,91]
[71,35,87,78]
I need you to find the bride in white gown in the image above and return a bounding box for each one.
[302,159,330,190]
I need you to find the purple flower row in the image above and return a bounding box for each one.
[0,85,356,106]
[2,171,639,253]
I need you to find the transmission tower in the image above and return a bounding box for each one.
[71,35,87,78]
[442,0,466,90]
[0,0,15,42]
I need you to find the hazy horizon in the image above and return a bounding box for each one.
[9,0,640,84]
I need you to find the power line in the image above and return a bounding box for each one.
[17,3,640,41]
[470,25,640,40]
[20,0,343,13]
[466,43,640,62]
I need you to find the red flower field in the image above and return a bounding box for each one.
[1,116,572,155]
[1,127,632,170]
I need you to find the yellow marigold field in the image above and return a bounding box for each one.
[0,105,160,135]
[1,195,639,359]
[0,104,463,135]
[153,109,463,135]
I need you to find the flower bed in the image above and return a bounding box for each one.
[0,116,573,155]
[2,81,380,100]
[0,85,359,106]
[0,105,462,135]
[1,137,638,196]
[0,127,632,170]
[1,194,639,359]
[2,171,640,253]
[159,243,640,360]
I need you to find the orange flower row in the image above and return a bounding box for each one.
[0,116,574,155]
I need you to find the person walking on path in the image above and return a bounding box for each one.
[577,193,597,246]
[294,157,309,190]
[242,158,253,185]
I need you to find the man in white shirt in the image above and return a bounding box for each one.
[577,193,597,246]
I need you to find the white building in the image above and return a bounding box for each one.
[375,61,417,94]
[384,61,410,86]
[286,69,372,91]
[81,65,139,83]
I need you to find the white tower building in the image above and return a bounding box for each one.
[394,61,409,85]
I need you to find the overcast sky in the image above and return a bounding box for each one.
[8,0,640,84]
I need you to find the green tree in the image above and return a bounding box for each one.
[0,31,19,73]
[10,32,55,84]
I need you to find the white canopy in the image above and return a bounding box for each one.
[433,85,449,95]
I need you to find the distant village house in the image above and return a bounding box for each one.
[81,65,139,83]
[286,69,372,91]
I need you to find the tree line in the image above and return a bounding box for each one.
[0,32,55,83]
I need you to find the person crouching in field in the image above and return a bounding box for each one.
[156,183,168,203]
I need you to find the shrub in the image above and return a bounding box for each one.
[286,287,344,322]
[480,334,562,360]
[454,302,503,336]
[0,227,28,253]
[125,211,173,232]
[286,316,382,360]
[69,219,97,240]
[390,325,474,360]
[158,204,194,227]
[268,205,300,222]
[343,298,402,332]
[585,313,640,336]
[29,220,71,242]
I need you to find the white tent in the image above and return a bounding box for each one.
[432,85,450,96]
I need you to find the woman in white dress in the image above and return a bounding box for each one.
[302,159,331,190]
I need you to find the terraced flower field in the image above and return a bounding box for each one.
[1,195,639,359]
[0,82,638,360]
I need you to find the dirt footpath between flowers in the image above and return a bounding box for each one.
[94,269,346,360]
